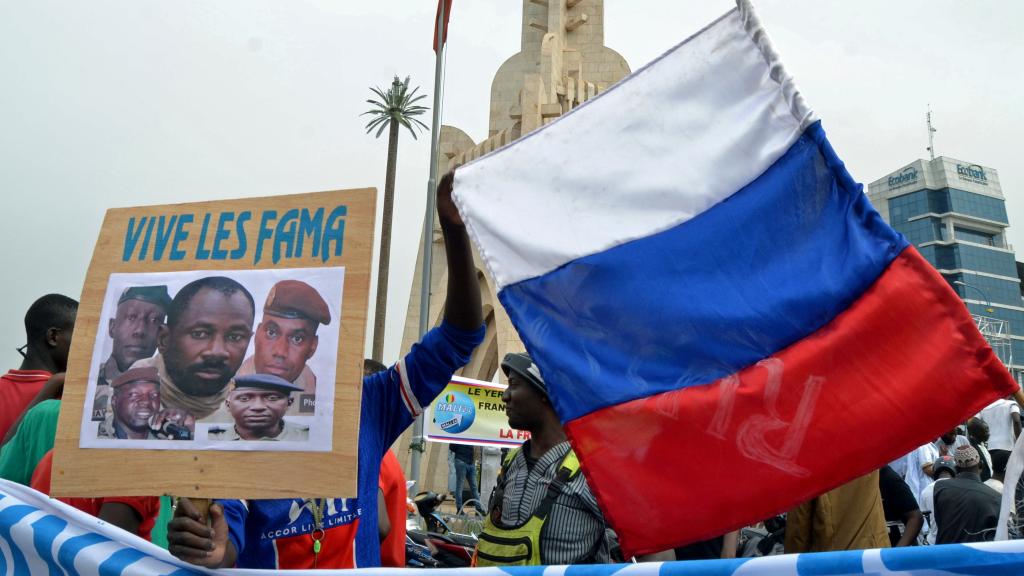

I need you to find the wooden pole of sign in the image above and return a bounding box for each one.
[192,498,211,523]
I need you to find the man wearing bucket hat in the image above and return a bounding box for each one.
[932,444,1001,544]
[919,455,956,545]
[474,352,611,567]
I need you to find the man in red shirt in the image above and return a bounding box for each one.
[0,294,77,441]
[378,449,407,567]
[31,450,161,541]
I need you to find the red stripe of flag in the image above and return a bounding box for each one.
[566,247,1018,557]
[433,0,452,52]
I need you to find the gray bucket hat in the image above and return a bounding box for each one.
[500,352,547,397]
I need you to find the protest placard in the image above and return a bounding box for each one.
[425,376,529,447]
[52,189,374,499]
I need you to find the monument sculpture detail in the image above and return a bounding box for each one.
[395,0,630,493]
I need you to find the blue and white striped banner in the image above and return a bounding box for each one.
[3,479,1024,575]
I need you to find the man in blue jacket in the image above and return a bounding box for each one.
[168,172,484,569]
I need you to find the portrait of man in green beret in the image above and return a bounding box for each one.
[92,285,171,422]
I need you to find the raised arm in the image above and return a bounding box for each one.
[437,171,483,332]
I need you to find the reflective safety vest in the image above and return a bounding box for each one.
[473,448,582,567]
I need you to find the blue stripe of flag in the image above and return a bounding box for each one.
[499,122,908,421]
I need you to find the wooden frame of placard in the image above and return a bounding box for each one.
[51,188,375,499]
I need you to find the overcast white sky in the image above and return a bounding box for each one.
[1,1,1022,371]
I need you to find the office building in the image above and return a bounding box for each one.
[868,157,1024,384]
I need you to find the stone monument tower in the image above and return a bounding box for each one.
[394,0,630,493]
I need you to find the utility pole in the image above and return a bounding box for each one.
[926,105,937,160]
[410,0,448,489]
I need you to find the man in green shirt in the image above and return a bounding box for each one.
[0,399,61,485]
[0,395,177,549]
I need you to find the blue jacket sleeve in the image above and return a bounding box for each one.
[215,498,248,561]
[363,321,485,448]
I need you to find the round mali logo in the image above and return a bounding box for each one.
[433,390,476,434]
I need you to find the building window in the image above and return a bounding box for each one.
[955,226,997,247]
[948,273,1024,306]
[888,189,1009,226]
[946,188,1009,224]
[888,191,930,224]
[955,245,1018,277]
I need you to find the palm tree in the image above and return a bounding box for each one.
[362,76,429,362]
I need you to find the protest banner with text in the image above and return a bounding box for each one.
[425,376,529,447]
[53,189,374,500]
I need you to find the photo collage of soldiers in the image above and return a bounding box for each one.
[83,269,343,450]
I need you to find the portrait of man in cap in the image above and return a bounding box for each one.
[132,276,255,423]
[97,367,162,440]
[236,279,331,415]
[208,373,309,441]
[92,285,171,422]
[97,366,195,440]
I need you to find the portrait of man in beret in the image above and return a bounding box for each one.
[92,285,171,422]
[236,279,331,415]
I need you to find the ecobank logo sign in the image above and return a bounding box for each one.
[888,166,919,189]
[957,164,989,186]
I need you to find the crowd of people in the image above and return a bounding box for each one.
[783,418,1016,554]
[0,172,1021,569]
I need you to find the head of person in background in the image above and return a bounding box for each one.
[106,367,161,440]
[363,358,387,378]
[500,352,555,434]
[967,417,990,445]
[953,445,982,475]
[219,373,308,441]
[249,280,331,387]
[932,455,957,481]
[160,276,255,397]
[940,428,960,445]
[106,286,171,377]
[18,294,78,373]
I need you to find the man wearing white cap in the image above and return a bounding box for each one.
[932,444,1001,544]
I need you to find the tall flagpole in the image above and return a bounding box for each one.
[410,0,447,489]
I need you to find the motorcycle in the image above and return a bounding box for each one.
[407,490,479,567]
[405,536,439,568]
[738,514,786,557]
[413,491,453,534]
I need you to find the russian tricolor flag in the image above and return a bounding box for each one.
[452,1,1019,556]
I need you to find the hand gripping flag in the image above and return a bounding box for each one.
[451,0,1019,557]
